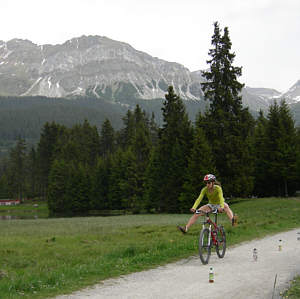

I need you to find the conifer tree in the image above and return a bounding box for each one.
[48,159,70,215]
[100,119,115,158]
[149,112,159,146]
[26,147,39,198]
[65,163,91,214]
[264,100,298,196]
[80,119,101,167]
[7,137,27,200]
[277,100,298,196]
[145,86,193,212]
[108,149,126,209]
[0,174,9,199]
[118,148,140,212]
[91,156,112,210]
[296,128,300,191]
[37,122,66,198]
[144,147,162,212]
[201,22,255,196]
[179,125,216,211]
[118,110,135,149]
[253,110,269,196]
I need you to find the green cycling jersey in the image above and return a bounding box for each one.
[192,185,225,209]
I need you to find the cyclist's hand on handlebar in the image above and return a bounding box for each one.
[190,208,196,213]
[218,207,224,213]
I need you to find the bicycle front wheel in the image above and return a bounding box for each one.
[199,228,211,264]
[216,225,226,258]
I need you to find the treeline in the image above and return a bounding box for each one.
[0,87,299,215]
[0,22,299,215]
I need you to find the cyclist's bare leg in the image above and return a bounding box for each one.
[186,205,212,231]
[223,202,233,220]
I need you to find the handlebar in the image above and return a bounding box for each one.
[195,208,219,215]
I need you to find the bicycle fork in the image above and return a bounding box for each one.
[202,222,212,246]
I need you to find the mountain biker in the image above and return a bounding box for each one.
[178,174,238,234]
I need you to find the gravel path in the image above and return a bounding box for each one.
[55,228,300,299]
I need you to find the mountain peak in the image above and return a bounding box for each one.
[0,35,299,108]
[0,36,201,100]
[281,79,300,103]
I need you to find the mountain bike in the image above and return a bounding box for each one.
[197,209,226,264]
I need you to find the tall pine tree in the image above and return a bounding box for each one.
[201,22,255,197]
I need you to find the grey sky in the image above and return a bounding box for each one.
[1,0,299,92]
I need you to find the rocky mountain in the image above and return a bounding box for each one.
[0,35,299,115]
[242,83,300,112]
[0,36,203,101]
[281,80,300,104]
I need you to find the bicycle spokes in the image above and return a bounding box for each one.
[216,226,226,258]
[199,228,211,264]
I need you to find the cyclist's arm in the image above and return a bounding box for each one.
[217,186,225,208]
[192,188,205,210]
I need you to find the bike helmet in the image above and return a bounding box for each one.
[203,174,216,182]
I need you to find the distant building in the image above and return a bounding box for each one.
[0,199,21,206]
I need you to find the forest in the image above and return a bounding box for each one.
[0,22,299,215]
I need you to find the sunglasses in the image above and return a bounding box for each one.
[205,181,213,184]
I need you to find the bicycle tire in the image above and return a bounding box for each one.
[199,228,211,264]
[216,225,226,258]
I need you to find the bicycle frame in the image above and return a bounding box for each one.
[198,209,226,264]
[202,211,219,246]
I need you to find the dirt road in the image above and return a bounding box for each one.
[55,228,300,299]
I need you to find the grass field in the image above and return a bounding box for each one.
[0,197,300,298]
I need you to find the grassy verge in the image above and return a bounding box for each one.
[282,275,300,298]
[0,197,300,298]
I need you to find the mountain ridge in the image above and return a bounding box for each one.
[0,35,299,113]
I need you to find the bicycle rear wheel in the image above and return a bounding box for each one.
[216,225,226,258]
[199,228,211,264]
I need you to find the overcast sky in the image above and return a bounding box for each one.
[1,0,299,92]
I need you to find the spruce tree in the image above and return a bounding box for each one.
[65,163,91,215]
[100,119,115,158]
[264,100,297,196]
[26,147,39,198]
[108,149,126,209]
[253,110,269,196]
[91,157,112,210]
[118,110,135,149]
[278,100,298,196]
[7,137,27,200]
[179,125,216,211]
[144,147,163,212]
[37,122,66,198]
[145,86,193,212]
[48,159,70,215]
[118,148,140,212]
[296,128,300,192]
[201,22,255,196]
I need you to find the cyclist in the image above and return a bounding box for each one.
[178,174,238,234]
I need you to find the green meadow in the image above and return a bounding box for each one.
[0,197,300,298]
